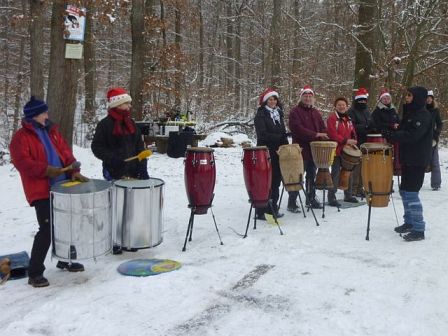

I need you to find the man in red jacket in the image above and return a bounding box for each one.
[288,86,328,209]
[10,96,89,287]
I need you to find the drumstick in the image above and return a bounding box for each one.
[60,161,81,173]
[124,149,152,162]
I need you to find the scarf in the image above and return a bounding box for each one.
[265,105,281,125]
[108,108,136,136]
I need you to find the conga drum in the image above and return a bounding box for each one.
[366,134,387,144]
[277,144,304,191]
[310,141,337,189]
[360,143,393,207]
[242,146,271,208]
[339,145,362,190]
[51,179,113,261]
[184,147,216,215]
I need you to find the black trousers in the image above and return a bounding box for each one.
[28,199,51,278]
[289,160,317,203]
[256,153,282,216]
[401,165,425,192]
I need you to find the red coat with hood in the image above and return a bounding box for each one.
[9,120,77,205]
[326,111,357,156]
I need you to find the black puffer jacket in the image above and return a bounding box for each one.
[427,102,443,143]
[391,86,433,167]
[348,101,371,144]
[91,115,145,179]
[254,106,288,158]
[371,103,400,135]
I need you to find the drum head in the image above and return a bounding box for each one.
[117,259,181,277]
[186,147,214,153]
[342,145,361,157]
[310,141,337,148]
[114,178,164,189]
[243,146,268,151]
[51,179,111,194]
[360,143,391,152]
[366,133,383,137]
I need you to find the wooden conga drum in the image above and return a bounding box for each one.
[310,141,337,190]
[184,147,216,215]
[339,145,362,190]
[360,143,393,207]
[366,134,387,144]
[277,144,304,191]
[242,146,271,208]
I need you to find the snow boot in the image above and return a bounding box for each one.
[28,275,49,288]
[403,231,425,242]
[56,261,85,272]
[394,223,413,233]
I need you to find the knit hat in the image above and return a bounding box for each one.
[427,90,434,97]
[259,88,279,105]
[107,87,132,109]
[355,88,369,101]
[299,85,314,97]
[378,88,391,100]
[23,96,48,118]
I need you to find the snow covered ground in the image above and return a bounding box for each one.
[1,141,448,336]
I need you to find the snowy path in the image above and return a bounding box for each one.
[1,146,448,336]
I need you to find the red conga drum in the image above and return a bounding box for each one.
[184,147,216,215]
[242,146,271,208]
[366,134,387,144]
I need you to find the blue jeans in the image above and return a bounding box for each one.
[400,190,425,232]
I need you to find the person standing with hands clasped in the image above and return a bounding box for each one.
[385,87,433,241]
[426,90,443,191]
[91,87,149,181]
[10,96,89,287]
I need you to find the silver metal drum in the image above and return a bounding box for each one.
[113,178,164,249]
[51,179,113,261]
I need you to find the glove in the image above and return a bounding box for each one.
[137,161,149,180]
[72,172,90,182]
[46,166,63,178]
[109,157,125,170]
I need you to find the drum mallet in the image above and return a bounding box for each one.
[124,149,152,162]
[60,161,81,173]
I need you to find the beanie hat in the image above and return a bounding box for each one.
[107,87,132,109]
[355,88,369,101]
[23,96,48,118]
[259,88,279,106]
[378,88,391,101]
[299,85,314,97]
[427,90,434,97]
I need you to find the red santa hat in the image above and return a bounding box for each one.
[299,85,314,97]
[259,88,279,105]
[354,87,369,101]
[107,87,132,109]
[378,88,391,100]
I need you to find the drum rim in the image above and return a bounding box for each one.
[114,177,165,189]
[243,145,268,150]
[310,141,338,147]
[50,179,112,195]
[366,133,384,137]
[186,147,214,153]
[342,145,362,157]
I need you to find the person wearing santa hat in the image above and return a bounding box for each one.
[254,88,289,220]
[371,89,400,134]
[348,87,372,197]
[289,85,328,209]
[426,90,443,191]
[91,87,149,182]
[10,96,89,287]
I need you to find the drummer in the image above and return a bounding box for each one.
[289,85,328,209]
[254,88,288,220]
[10,96,89,287]
[91,87,149,181]
[326,97,359,206]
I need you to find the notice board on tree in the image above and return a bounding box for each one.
[63,5,86,42]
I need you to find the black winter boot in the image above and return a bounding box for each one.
[403,231,425,241]
[394,223,413,233]
[287,198,301,213]
[56,261,85,272]
[28,275,49,288]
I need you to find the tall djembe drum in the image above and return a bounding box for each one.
[277,144,304,192]
[310,141,337,189]
[183,147,223,251]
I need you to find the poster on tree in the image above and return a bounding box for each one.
[63,5,86,41]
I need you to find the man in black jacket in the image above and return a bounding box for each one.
[91,87,149,181]
[426,90,443,190]
[388,86,433,241]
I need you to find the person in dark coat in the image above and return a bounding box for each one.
[289,85,328,209]
[426,90,443,190]
[387,86,433,241]
[370,89,400,135]
[91,88,149,181]
[348,87,372,197]
[254,88,288,220]
[10,97,89,287]
[326,97,358,206]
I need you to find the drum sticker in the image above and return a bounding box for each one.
[199,159,208,165]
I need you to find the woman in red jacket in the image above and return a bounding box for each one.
[326,97,358,207]
[10,97,88,287]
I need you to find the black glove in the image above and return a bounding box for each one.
[137,160,149,180]
[109,157,125,170]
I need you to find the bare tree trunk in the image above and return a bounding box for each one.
[353,0,377,92]
[268,0,282,88]
[174,2,182,109]
[225,1,233,92]
[130,0,145,120]
[47,1,81,147]
[234,7,242,111]
[83,1,97,130]
[29,0,45,100]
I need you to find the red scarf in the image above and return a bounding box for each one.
[108,108,136,136]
